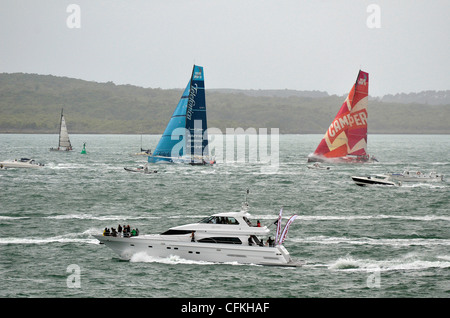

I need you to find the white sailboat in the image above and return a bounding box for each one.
[50,109,73,151]
[132,135,152,156]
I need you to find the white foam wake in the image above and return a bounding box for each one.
[328,255,450,272]
[0,228,100,245]
[293,236,450,247]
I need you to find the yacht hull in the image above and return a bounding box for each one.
[0,160,44,168]
[351,176,396,186]
[94,234,294,266]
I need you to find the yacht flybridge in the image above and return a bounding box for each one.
[94,203,302,267]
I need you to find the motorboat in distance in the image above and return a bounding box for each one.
[351,174,400,187]
[307,163,331,170]
[124,165,157,174]
[94,203,301,267]
[389,170,444,183]
[0,158,44,168]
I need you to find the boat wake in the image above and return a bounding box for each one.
[44,213,160,221]
[129,252,251,266]
[294,235,450,247]
[0,229,99,245]
[328,254,450,272]
[294,214,450,222]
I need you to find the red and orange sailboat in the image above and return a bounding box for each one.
[308,70,377,163]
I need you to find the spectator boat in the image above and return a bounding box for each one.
[94,200,301,266]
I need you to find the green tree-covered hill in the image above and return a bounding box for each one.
[0,73,448,134]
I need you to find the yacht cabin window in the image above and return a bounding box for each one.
[243,217,252,226]
[198,237,242,244]
[199,216,239,225]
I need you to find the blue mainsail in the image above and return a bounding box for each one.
[148,65,211,164]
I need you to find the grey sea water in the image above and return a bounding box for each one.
[0,134,449,298]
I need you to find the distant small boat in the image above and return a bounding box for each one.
[0,158,44,169]
[133,135,152,156]
[351,174,399,187]
[134,148,152,156]
[308,70,377,164]
[124,165,158,174]
[50,109,73,151]
[307,163,331,170]
[389,170,444,183]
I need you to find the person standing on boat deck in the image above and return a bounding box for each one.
[190,231,195,242]
[257,220,261,227]
[118,224,122,236]
[248,236,253,246]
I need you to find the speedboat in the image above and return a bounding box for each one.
[351,174,400,187]
[389,170,444,183]
[124,165,157,174]
[93,203,301,267]
[0,158,44,168]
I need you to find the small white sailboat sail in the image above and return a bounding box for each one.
[50,109,73,151]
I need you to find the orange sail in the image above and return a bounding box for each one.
[309,70,371,162]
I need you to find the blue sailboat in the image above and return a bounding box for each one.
[148,65,214,165]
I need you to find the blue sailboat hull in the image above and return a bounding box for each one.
[148,156,174,164]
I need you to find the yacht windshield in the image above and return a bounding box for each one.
[199,216,239,225]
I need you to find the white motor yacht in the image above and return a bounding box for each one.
[0,158,44,168]
[94,203,301,267]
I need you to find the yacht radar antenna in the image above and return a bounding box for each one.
[242,189,250,211]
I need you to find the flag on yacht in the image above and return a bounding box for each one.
[278,214,298,244]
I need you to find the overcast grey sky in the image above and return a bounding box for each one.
[1,0,449,97]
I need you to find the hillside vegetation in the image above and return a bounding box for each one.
[0,73,448,134]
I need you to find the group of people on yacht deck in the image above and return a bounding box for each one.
[103,224,139,237]
[248,235,275,247]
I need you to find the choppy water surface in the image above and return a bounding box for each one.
[0,134,449,298]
